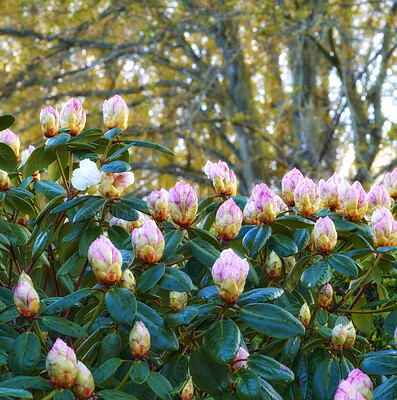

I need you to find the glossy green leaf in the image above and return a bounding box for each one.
[99,390,137,400]
[267,234,298,257]
[373,376,397,400]
[166,305,198,327]
[34,180,67,197]
[187,238,220,266]
[45,288,91,315]
[275,215,315,228]
[301,261,332,288]
[242,225,271,257]
[93,358,123,384]
[247,354,294,383]
[0,388,32,398]
[161,230,184,261]
[312,359,340,400]
[328,254,358,277]
[126,139,175,156]
[101,160,131,172]
[130,361,150,384]
[147,371,172,400]
[105,288,137,325]
[361,355,397,375]
[8,332,41,375]
[0,114,15,130]
[43,316,88,337]
[0,142,17,172]
[109,202,140,221]
[32,225,54,262]
[104,127,124,139]
[237,288,284,307]
[136,263,165,293]
[73,197,106,223]
[234,369,261,400]
[158,267,193,292]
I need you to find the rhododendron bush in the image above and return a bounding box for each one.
[1,98,397,400]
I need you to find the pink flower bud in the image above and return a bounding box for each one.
[131,217,165,264]
[169,291,188,312]
[103,94,129,133]
[344,321,356,349]
[109,213,144,233]
[319,172,343,210]
[13,279,40,319]
[168,181,198,228]
[282,168,304,206]
[0,129,20,158]
[18,271,33,285]
[371,207,397,247]
[87,235,122,285]
[99,171,135,197]
[46,338,78,389]
[243,183,278,224]
[180,377,194,400]
[334,380,365,400]
[0,170,10,192]
[331,324,347,350]
[40,106,59,138]
[203,160,237,196]
[265,251,282,280]
[215,198,243,241]
[384,168,397,199]
[147,188,169,223]
[313,216,337,253]
[71,159,102,191]
[211,249,249,304]
[346,369,373,400]
[298,302,311,327]
[73,361,95,400]
[129,321,151,359]
[275,195,287,213]
[232,347,249,370]
[338,180,368,221]
[317,283,333,308]
[120,269,136,293]
[367,184,391,216]
[60,98,86,136]
[294,178,322,218]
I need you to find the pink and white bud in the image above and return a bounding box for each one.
[265,251,282,280]
[0,129,20,158]
[180,377,194,400]
[313,216,337,253]
[73,361,95,400]
[298,302,311,327]
[243,183,278,224]
[331,324,347,350]
[18,271,33,285]
[87,235,122,286]
[13,279,40,319]
[384,168,397,199]
[103,94,129,133]
[215,198,243,241]
[120,269,136,293]
[317,283,333,308]
[344,321,356,349]
[319,172,343,210]
[131,217,165,264]
[282,168,304,206]
[242,200,260,225]
[0,170,10,192]
[367,184,391,216]
[99,171,135,197]
[371,207,397,247]
[169,291,188,312]
[275,195,287,214]
[109,213,144,233]
[334,380,365,400]
[338,180,368,221]
[71,159,102,191]
[211,249,249,304]
[40,106,59,138]
[232,347,249,370]
[346,369,373,400]
[294,178,322,218]
[59,98,86,136]
[147,188,169,223]
[46,338,78,389]
[129,321,151,359]
[168,181,198,228]
[203,160,237,196]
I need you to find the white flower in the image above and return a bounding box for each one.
[71,159,102,191]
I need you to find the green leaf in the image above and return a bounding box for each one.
[43,316,88,337]
[0,114,15,130]
[0,143,17,172]
[284,255,311,292]
[45,288,91,315]
[275,215,315,228]
[32,225,54,262]
[8,332,41,375]
[101,160,131,173]
[242,225,272,257]
[247,354,294,383]
[57,253,83,277]
[79,225,103,257]
[190,348,229,395]
[130,361,150,384]
[54,390,74,400]
[0,376,43,389]
[161,230,184,261]
[234,369,261,400]
[147,371,173,400]
[301,261,332,289]
[312,359,340,400]
[109,201,139,221]
[162,354,189,387]
[361,355,397,375]
[126,139,175,156]
[47,132,71,146]
[0,388,32,398]
[105,288,137,325]
[34,180,67,198]
[62,221,89,243]
[73,197,107,223]
[203,319,240,363]
[99,390,137,400]
[282,336,300,363]
[114,197,148,214]
[69,127,103,143]
[104,127,124,139]
[373,376,397,400]
[136,263,165,293]
[267,234,298,257]
[239,303,305,339]
[51,195,90,214]
[158,267,194,292]
[166,305,198,327]
[237,288,284,307]
[376,245,397,253]
[327,254,358,277]
[93,358,123,384]
[187,238,220,266]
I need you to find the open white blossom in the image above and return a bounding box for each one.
[71,159,102,191]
